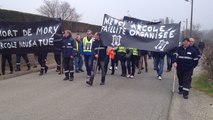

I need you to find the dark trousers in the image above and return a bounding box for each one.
[166,53,172,71]
[177,68,193,96]
[38,53,48,73]
[64,57,74,78]
[84,55,93,76]
[114,53,118,67]
[89,60,106,84]
[120,57,127,76]
[111,59,115,74]
[54,52,61,71]
[104,55,109,74]
[16,54,30,69]
[1,54,13,74]
[127,55,137,76]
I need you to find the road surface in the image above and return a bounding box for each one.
[0,59,174,120]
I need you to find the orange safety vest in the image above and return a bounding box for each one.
[108,48,115,60]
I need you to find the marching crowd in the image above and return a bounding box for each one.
[1,29,204,99]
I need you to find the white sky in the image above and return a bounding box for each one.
[0,0,212,30]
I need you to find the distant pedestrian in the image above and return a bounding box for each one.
[153,52,166,80]
[74,34,84,73]
[198,39,205,55]
[126,48,138,78]
[117,46,127,77]
[37,52,48,76]
[1,53,13,75]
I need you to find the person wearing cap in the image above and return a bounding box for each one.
[172,38,198,99]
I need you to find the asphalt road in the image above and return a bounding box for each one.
[0,59,174,120]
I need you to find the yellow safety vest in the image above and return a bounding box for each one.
[133,48,138,56]
[129,48,138,56]
[76,41,79,51]
[118,46,126,53]
[83,37,94,52]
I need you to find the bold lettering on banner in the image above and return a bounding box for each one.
[36,25,59,36]
[0,30,18,37]
[23,28,32,36]
[0,42,17,49]
[169,30,175,38]
[160,26,165,32]
[38,38,54,46]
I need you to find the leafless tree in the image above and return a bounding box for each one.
[37,0,81,21]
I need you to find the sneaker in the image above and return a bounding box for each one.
[45,66,48,73]
[178,91,183,95]
[130,75,134,78]
[127,74,131,78]
[109,67,112,70]
[33,65,37,68]
[158,76,162,80]
[183,95,188,99]
[138,71,141,74]
[63,77,69,80]
[86,81,92,86]
[69,77,74,81]
[115,66,118,70]
[86,76,90,79]
[79,69,84,72]
[100,82,105,85]
[15,69,21,72]
[75,70,79,73]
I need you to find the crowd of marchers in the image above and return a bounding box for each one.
[1,29,205,99]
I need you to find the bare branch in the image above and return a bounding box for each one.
[37,0,81,21]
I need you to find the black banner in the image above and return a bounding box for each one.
[101,14,181,52]
[123,16,161,25]
[0,19,62,54]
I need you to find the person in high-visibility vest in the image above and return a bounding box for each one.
[74,34,84,73]
[108,47,116,75]
[81,30,94,78]
[117,46,127,77]
[126,48,138,78]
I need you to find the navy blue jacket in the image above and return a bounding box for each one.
[191,45,201,67]
[62,36,75,58]
[92,39,107,61]
[172,45,198,71]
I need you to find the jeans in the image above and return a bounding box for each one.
[155,57,164,76]
[84,55,93,76]
[166,53,172,71]
[75,55,83,71]
[89,60,106,84]
[127,55,137,76]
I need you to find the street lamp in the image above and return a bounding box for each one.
[185,0,193,37]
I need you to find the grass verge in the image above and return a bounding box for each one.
[192,72,213,97]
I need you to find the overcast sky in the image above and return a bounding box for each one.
[1,0,212,30]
